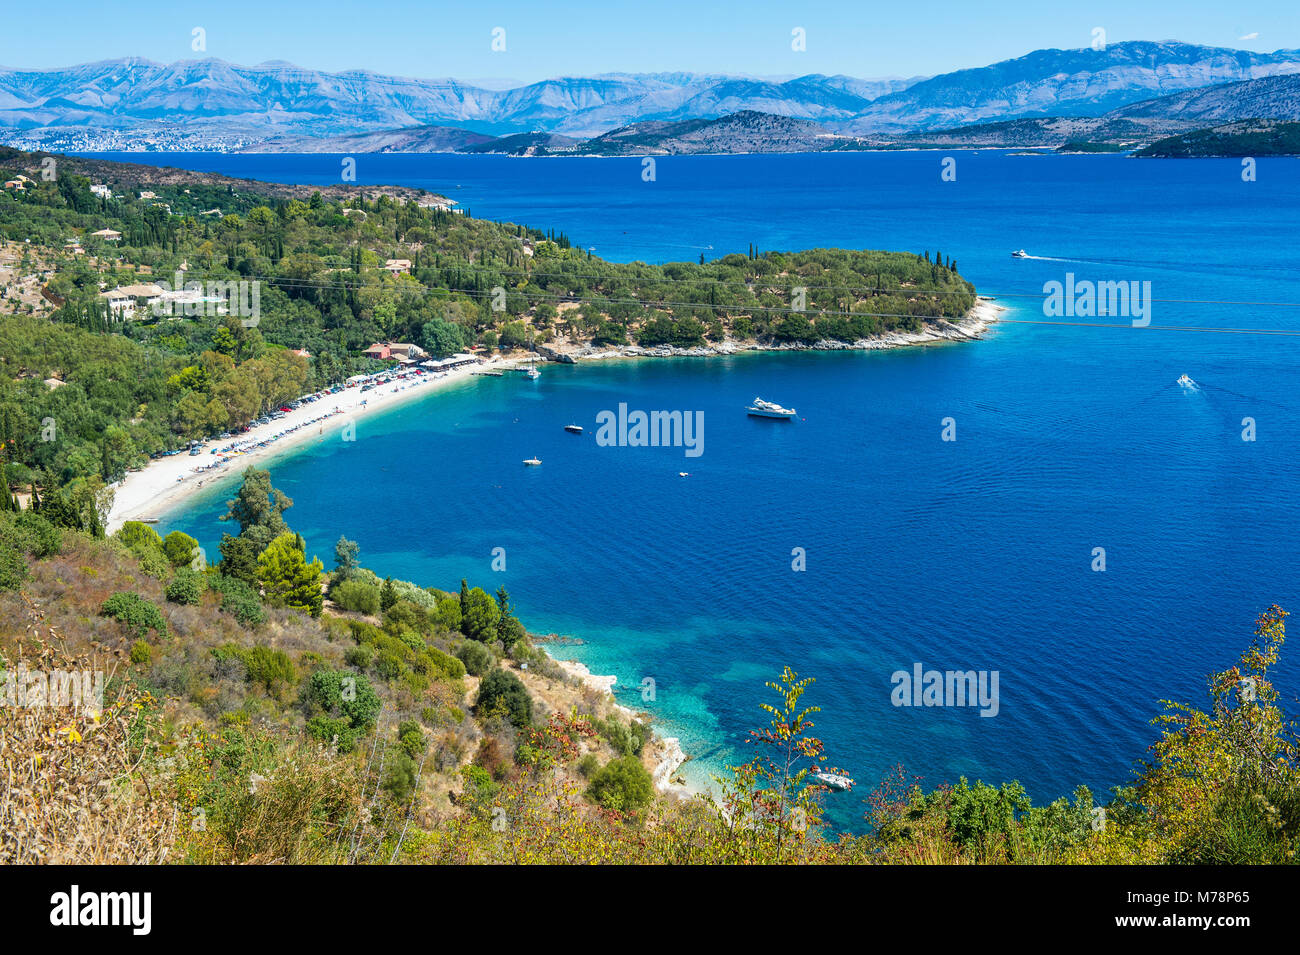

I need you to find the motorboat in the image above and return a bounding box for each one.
[746,397,796,419]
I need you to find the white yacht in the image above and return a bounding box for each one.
[747,397,796,419]
[1011,249,1028,258]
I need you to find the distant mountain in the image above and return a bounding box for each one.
[0,59,917,146]
[576,111,852,155]
[843,41,1300,132]
[883,70,1300,148]
[1135,119,1300,157]
[3,41,1299,151]
[884,115,1199,148]
[459,131,582,156]
[250,124,495,153]
[1109,72,1300,122]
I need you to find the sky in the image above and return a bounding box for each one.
[1,0,1297,82]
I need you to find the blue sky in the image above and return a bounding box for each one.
[2,0,1296,81]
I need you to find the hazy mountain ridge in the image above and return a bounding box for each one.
[4,42,1300,151]
[888,72,1300,147]
[843,41,1300,132]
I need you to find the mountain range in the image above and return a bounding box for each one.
[2,41,1300,152]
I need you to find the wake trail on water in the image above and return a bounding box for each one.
[1016,254,1300,285]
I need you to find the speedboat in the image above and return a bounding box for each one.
[747,397,796,419]
[1011,249,1028,258]
[564,424,583,434]
[523,457,542,466]
[1177,374,1194,386]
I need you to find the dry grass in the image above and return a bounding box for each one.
[0,594,177,863]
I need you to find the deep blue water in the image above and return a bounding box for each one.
[113,150,1300,833]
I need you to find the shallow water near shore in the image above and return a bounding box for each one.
[141,149,1300,833]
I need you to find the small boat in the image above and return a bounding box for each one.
[747,397,796,419]
[526,367,541,380]
[1011,249,1028,258]
[1177,373,1194,386]
[813,772,854,791]
[564,424,583,434]
[678,471,689,478]
[523,457,542,466]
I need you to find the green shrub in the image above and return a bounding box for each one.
[301,668,381,752]
[426,645,466,680]
[129,640,153,665]
[586,756,654,813]
[165,568,204,605]
[593,715,653,757]
[211,574,265,626]
[116,522,170,578]
[135,547,173,581]
[331,579,380,615]
[213,643,297,693]
[455,639,494,676]
[99,591,168,639]
[4,511,62,558]
[475,668,532,728]
[163,530,201,568]
[344,644,375,669]
[434,595,461,631]
[0,538,26,592]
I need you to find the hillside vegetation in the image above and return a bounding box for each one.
[1135,120,1300,157]
[1,467,1298,864]
[0,147,972,502]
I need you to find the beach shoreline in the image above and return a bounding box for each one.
[105,357,505,533]
[107,297,1003,536]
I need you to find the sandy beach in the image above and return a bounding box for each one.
[108,298,1002,534]
[106,357,505,533]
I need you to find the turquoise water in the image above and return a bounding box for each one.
[132,150,1300,832]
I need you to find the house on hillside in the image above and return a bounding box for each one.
[90,184,113,199]
[363,343,392,361]
[99,282,164,319]
[383,258,412,275]
[89,228,122,242]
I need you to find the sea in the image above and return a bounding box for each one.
[96,149,1300,833]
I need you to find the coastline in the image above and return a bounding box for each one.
[103,295,1003,813]
[552,658,696,801]
[538,296,1004,363]
[105,357,504,533]
[107,297,1003,535]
